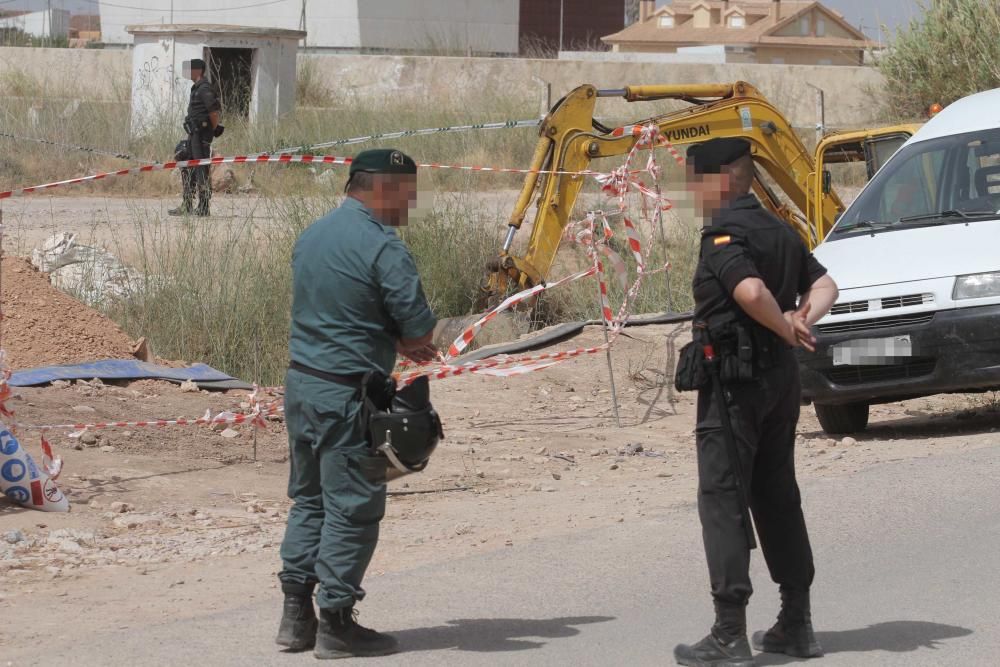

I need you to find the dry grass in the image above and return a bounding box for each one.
[0,66,539,196]
[3,69,703,384]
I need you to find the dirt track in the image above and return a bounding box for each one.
[1,322,996,654]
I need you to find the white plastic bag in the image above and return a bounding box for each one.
[0,425,70,512]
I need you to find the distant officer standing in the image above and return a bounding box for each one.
[276,149,438,659]
[169,58,223,217]
[673,138,839,666]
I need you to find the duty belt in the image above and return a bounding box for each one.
[288,361,363,388]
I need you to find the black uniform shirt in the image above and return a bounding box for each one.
[187,78,221,120]
[692,194,827,326]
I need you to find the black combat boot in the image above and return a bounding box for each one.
[274,592,317,651]
[752,588,823,658]
[194,198,210,217]
[674,602,755,666]
[168,202,193,216]
[315,607,399,659]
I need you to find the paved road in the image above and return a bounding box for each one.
[19,445,1000,666]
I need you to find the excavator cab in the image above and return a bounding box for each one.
[810,125,921,226]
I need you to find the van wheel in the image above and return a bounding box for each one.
[814,402,870,434]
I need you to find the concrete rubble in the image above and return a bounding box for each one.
[31,232,142,306]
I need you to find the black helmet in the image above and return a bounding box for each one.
[363,373,443,474]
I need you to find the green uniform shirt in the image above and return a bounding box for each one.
[289,197,436,376]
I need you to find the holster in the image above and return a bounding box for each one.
[360,370,396,424]
[712,322,757,384]
[710,313,790,384]
[183,116,212,140]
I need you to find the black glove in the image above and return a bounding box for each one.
[213,124,225,138]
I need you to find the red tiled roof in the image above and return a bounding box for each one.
[604,1,871,49]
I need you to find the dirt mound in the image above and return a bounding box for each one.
[1,255,136,369]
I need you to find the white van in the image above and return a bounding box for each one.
[799,87,1000,433]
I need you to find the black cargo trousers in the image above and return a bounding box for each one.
[694,347,815,606]
[180,127,213,214]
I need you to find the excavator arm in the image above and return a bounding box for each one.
[485,82,844,302]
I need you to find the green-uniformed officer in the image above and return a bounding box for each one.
[169,58,223,218]
[673,138,839,666]
[276,149,437,659]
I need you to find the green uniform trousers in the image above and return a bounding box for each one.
[278,369,388,610]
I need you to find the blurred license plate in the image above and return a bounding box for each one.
[832,335,912,366]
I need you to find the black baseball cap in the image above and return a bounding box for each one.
[686,138,751,175]
[349,149,417,176]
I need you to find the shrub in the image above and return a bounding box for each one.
[877,0,1000,119]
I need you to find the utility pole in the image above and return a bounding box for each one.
[300,0,307,49]
[558,0,564,54]
[805,82,825,144]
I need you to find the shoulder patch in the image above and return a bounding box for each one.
[712,235,732,246]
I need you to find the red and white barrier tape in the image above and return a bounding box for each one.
[0,123,680,438]
[611,125,686,166]
[0,154,644,200]
[398,124,684,388]
[0,122,683,201]
[444,266,598,360]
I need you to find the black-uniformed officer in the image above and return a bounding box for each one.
[276,149,438,660]
[169,58,223,217]
[673,138,839,666]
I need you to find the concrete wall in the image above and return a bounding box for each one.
[0,47,128,99]
[0,47,887,130]
[558,49,728,65]
[756,46,862,66]
[303,53,887,129]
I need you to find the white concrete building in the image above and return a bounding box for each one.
[100,0,518,54]
[128,24,304,135]
[0,8,70,39]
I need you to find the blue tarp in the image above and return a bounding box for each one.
[8,360,252,390]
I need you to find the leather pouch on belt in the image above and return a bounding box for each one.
[674,341,708,392]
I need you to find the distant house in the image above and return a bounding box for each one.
[69,14,101,47]
[602,0,874,66]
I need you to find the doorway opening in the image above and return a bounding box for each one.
[206,47,254,120]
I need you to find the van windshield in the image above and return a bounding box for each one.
[830,127,1000,238]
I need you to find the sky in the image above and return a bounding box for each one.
[4,0,925,41]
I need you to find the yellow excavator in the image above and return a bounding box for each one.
[483,81,920,302]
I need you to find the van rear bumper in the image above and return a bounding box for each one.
[798,304,1000,405]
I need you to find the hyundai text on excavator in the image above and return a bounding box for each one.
[482,81,919,303]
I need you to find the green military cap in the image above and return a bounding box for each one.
[349,148,417,176]
[686,138,751,175]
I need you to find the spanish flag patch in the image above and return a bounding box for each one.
[713,235,732,246]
